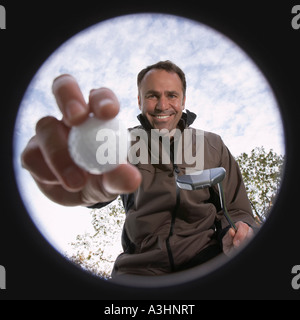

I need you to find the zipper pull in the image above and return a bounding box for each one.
[174,165,180,175]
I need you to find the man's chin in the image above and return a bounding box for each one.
[153,123,173,131]
[151,119,176,131]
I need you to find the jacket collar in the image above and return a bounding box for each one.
[137,109,197,131]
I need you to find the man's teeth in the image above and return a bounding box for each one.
[155,115,171,119]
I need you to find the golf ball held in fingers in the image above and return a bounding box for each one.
[68,115,128,174]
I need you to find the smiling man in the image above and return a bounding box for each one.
[137,62,186,132]
[109,61,256,275]
[22,60,257,277]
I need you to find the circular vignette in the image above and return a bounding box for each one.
[12,11,288,293]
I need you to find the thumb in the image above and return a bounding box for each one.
[229,227,236,238]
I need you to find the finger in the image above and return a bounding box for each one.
[35,116,88,191]
[223,232,233,247]
[102,163,142,195]
[21,136,59,185]
[229,227,236,238]
[52,74,89,126]
[247,226,254,239]
[89,88,120,120]
[233,223,250,247]
[222,230,234,256]
[35,181,84,207]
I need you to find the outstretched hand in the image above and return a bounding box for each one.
[21,75,142,207]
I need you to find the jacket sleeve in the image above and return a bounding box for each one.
[87,200,114,209]
[214,138,257,230]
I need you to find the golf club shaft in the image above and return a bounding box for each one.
[218,182,237,231]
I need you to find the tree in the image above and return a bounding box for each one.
[236,147,285,223]
[66,197,125,279]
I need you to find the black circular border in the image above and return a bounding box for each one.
[1,1,300,299]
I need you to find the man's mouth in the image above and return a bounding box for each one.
[155,115,171,119]
[152,113,174,120]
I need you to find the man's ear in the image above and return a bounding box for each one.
[182,96,186,110]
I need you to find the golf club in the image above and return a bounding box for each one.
[176,167,237,231]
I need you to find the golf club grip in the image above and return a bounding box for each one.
[223,208,237,231]
[218,182,237,231]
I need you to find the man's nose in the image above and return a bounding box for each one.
[156,96,168,111]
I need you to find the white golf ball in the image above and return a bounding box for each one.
[68,115,128,174]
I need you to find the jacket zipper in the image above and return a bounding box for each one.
[166,144,181,272]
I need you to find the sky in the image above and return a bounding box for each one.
[13,13,285,258]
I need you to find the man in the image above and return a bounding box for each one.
[22,61,256,277]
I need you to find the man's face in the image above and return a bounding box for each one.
[138,69,186,131]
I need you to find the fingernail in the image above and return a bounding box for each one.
[52,74,76,93]
[66,100,86,122]
[95,99,118,119]
[63,166,86,188]
[99,98,115,108]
